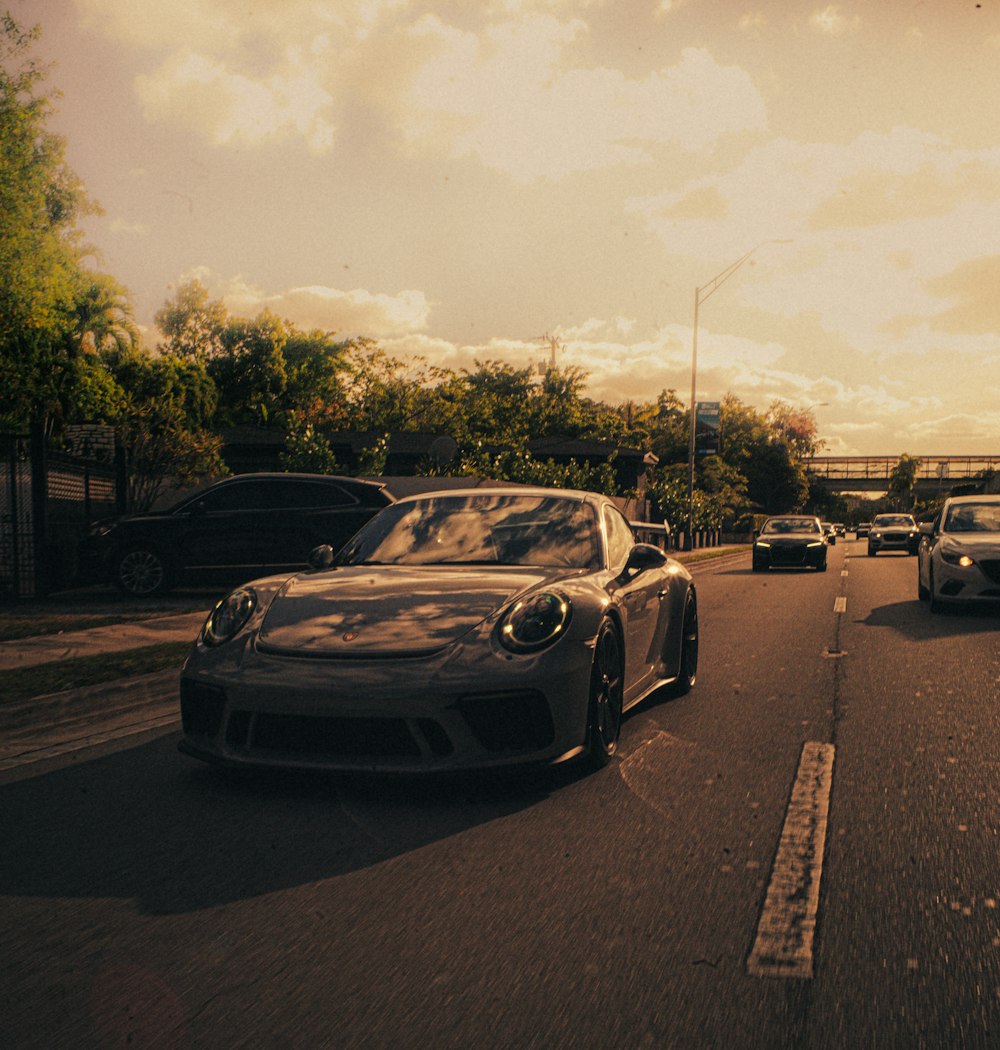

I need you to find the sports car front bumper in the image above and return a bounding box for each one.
[179,638,597,773]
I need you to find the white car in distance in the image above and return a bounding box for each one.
[917,495,1000,613]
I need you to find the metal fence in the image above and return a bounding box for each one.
[0,427,124,600]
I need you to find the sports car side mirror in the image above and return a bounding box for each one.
[308,544,336,571]
[624,543,668,576]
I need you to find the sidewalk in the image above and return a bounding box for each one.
[0,610,208,672]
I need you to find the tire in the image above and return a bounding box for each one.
[928,565,944,614]
[752,559,769,573]
[867,545,876,557]
[670,589,699,697]
[817,558,827,572]
[114,546,174,597]
[586,619,624,768]
[917,572,929,601]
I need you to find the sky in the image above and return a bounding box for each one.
[21,0,1000,456]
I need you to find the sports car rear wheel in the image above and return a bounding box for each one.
[670,588,698,696]
[586,619,623,768]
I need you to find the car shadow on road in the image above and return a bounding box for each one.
[859,599,1000,639]
[0,731,621,915]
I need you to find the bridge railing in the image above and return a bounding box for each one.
[806,455,1000,482]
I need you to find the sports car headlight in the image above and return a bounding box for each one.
[498,593,571,654]
[940,547,974,568]
[755,540,771,548]
[203,587,257,646]
[807,541,824,548]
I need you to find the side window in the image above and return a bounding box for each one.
[603,506,635,571]
[278,481,355,509]
[196,481,276,512]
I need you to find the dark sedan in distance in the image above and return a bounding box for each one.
[80,473,394,596]
[753,515,828,572]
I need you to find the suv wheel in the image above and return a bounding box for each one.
[114,546,174,597]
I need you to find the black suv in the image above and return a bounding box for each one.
[80,473,394,596]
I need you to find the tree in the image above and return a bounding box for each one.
[208,310,288,426]
[887,453,922,509]
[0,13,102,431]
[154,279,227,360]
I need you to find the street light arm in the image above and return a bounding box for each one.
[696,244,763,306]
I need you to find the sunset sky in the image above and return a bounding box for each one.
[23,0,1000,455]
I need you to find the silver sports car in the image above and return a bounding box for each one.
[179,487,698,774]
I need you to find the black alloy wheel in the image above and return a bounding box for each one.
[671,589,699,696]
[114,546,172,597]
[586,619,624,768]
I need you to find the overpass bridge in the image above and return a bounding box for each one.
[806,455,1000,494]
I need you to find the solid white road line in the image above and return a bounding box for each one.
[747,740,836,979]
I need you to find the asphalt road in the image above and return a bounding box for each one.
[2,539,998,1049]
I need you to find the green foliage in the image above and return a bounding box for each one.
[280,415,341,474]
[887,453,922,508]
[0,13,103,430]
[448,444,619,495]
[154,279,227,360]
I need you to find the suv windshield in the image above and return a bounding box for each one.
[873,515,914,527]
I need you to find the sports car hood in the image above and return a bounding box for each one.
[257,564,569,657]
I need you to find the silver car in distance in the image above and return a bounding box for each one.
[179,487,699,774]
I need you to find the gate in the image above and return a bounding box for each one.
[0,433,36,600]
[0,426,125,600]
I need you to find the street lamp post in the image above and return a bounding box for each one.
[685,240,790,550]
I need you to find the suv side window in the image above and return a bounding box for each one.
[278,480,355,508]
[603,506,635,572]
[195,480,278,512]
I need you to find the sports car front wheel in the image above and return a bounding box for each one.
[586,619,623,768]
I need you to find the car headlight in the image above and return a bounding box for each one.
[498,592,571,653]
[807,541,824,548]
[203,587,257,646]
[755,540,771,548]
[940,547,974,568]
[871,530,881,538]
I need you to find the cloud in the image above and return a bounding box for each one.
[109,218,150,236]
[925,255,1000,335]
[182,269,431,337]
[397,18,767,180]
[135,50,335,153]
[809,6,860,37]
[628,129,1000,347]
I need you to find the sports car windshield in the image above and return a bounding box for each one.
[944,503,1000,533]
[338,494,602,569]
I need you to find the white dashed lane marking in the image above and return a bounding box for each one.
[833,596,847,613]
[747,741,836,979]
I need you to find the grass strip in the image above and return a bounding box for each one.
[677,545,750,564]
[0,609,204,643]
[0,641,193,706]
